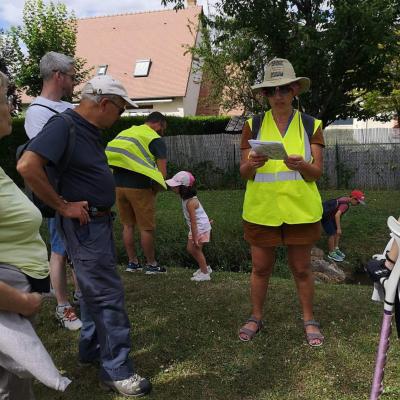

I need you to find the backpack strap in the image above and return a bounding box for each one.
[251,112,265,139]
[55,113,76,176]
[300,112,315,141]
[28,103,59,114]
[251,112,314,140]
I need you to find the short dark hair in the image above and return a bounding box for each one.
[145,111,167,124]
[179,185,197,200]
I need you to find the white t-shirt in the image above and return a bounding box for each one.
[24,96,74,139]
[182,197,211,235]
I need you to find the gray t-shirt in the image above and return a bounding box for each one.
[27,109,115,208]
[24,96,74,139]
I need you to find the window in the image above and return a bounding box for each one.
[134,59,151,77]
[97,65,108,75]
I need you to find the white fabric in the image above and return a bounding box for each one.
[0,311,71,391]
[0,264,71,391]
[24,96,73,139]
[182,197,211,235]
[371,234,395,302]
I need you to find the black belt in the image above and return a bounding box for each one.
[88,206,112,217]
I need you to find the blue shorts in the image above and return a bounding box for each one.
[48,218,66,256]
[321,218,337,236]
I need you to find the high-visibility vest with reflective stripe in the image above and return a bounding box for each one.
[242,110,323,226]
[105,124,167,189]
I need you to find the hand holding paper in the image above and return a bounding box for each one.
[248,139,288,160]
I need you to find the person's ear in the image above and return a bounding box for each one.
[291,83,300,97]
[99,98,108,112]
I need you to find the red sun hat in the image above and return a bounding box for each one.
[351,190,366,205]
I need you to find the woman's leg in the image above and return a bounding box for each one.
[239,246,275,339]
[287,244,322,345]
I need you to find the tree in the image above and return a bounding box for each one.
[11,0,90,98]
[357,57,400,127]
[162,0,400,127]
[0,30,19,104]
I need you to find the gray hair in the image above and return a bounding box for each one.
[40,52,74,80]
[0,71,9,93]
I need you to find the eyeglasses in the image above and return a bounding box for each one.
[107,98,126,115]
[53,70,77,82]
[264,85,293,97]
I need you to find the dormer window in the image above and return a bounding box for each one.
[134,59,151,77]
[97,65,108,75]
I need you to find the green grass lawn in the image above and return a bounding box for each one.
[34,268,400,399]
[110,189,399,278]
[33,189,400,399]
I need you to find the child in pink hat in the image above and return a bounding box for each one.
[166,171,212,282]
[321,189,366,262]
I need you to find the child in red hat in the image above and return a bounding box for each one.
[321,190,366,262]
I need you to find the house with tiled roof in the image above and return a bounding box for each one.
[75,1,203,116]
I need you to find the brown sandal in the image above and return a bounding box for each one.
[238,316,263,342]
[304,320,324,347]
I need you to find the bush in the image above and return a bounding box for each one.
[1,115,231,185]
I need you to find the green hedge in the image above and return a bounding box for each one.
[0,115,231,185]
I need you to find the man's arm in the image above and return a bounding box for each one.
[17,151,90,224]
[156,158,167,178]
[0,281,42,316]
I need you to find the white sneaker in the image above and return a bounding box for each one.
[191,272,211,282]
[55,305,82,331]
[192,266,212,276]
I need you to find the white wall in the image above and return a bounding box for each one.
[126,98,185,116]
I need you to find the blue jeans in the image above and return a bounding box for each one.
[47,217,66,256]
[58,215,134,381]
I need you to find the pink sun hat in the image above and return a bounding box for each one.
[165,171,195,187]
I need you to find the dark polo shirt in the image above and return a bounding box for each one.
[27,109,115,208]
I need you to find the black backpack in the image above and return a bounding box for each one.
[250,111,316,141]
[322,198,339,220]
[16,112,76,218]
[321,198,350,220]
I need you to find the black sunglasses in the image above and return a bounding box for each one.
[264,85,292,97]
[107,98,126,115]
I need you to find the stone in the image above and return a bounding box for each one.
[310,247,346,283]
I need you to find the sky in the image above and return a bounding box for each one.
[0,0,217,31]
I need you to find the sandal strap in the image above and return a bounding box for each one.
[304,319,320,328]
[247,316,263,326]
[306,332,324,340]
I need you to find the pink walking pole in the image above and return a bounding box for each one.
[370,217,400,400]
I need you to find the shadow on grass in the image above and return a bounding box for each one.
[34,269,400,400]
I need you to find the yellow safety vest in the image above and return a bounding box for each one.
[105,124,167,189]
[242,110,323,226]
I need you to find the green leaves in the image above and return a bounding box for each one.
[160,0,400,127]
[11,0,90,97]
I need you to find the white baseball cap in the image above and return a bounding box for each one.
[165,171,195,187]
[81,75,138,107]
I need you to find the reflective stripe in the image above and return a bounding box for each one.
[254,171,303,182]
[304,128,311,162]
[112,136,156,167]
[105,146,157,171]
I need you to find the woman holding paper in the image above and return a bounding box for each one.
[238,58,325,347]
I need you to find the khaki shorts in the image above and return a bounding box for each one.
[243,220,321,247]
[116,187,156,230]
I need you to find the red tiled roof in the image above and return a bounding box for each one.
[76,7,202,100]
